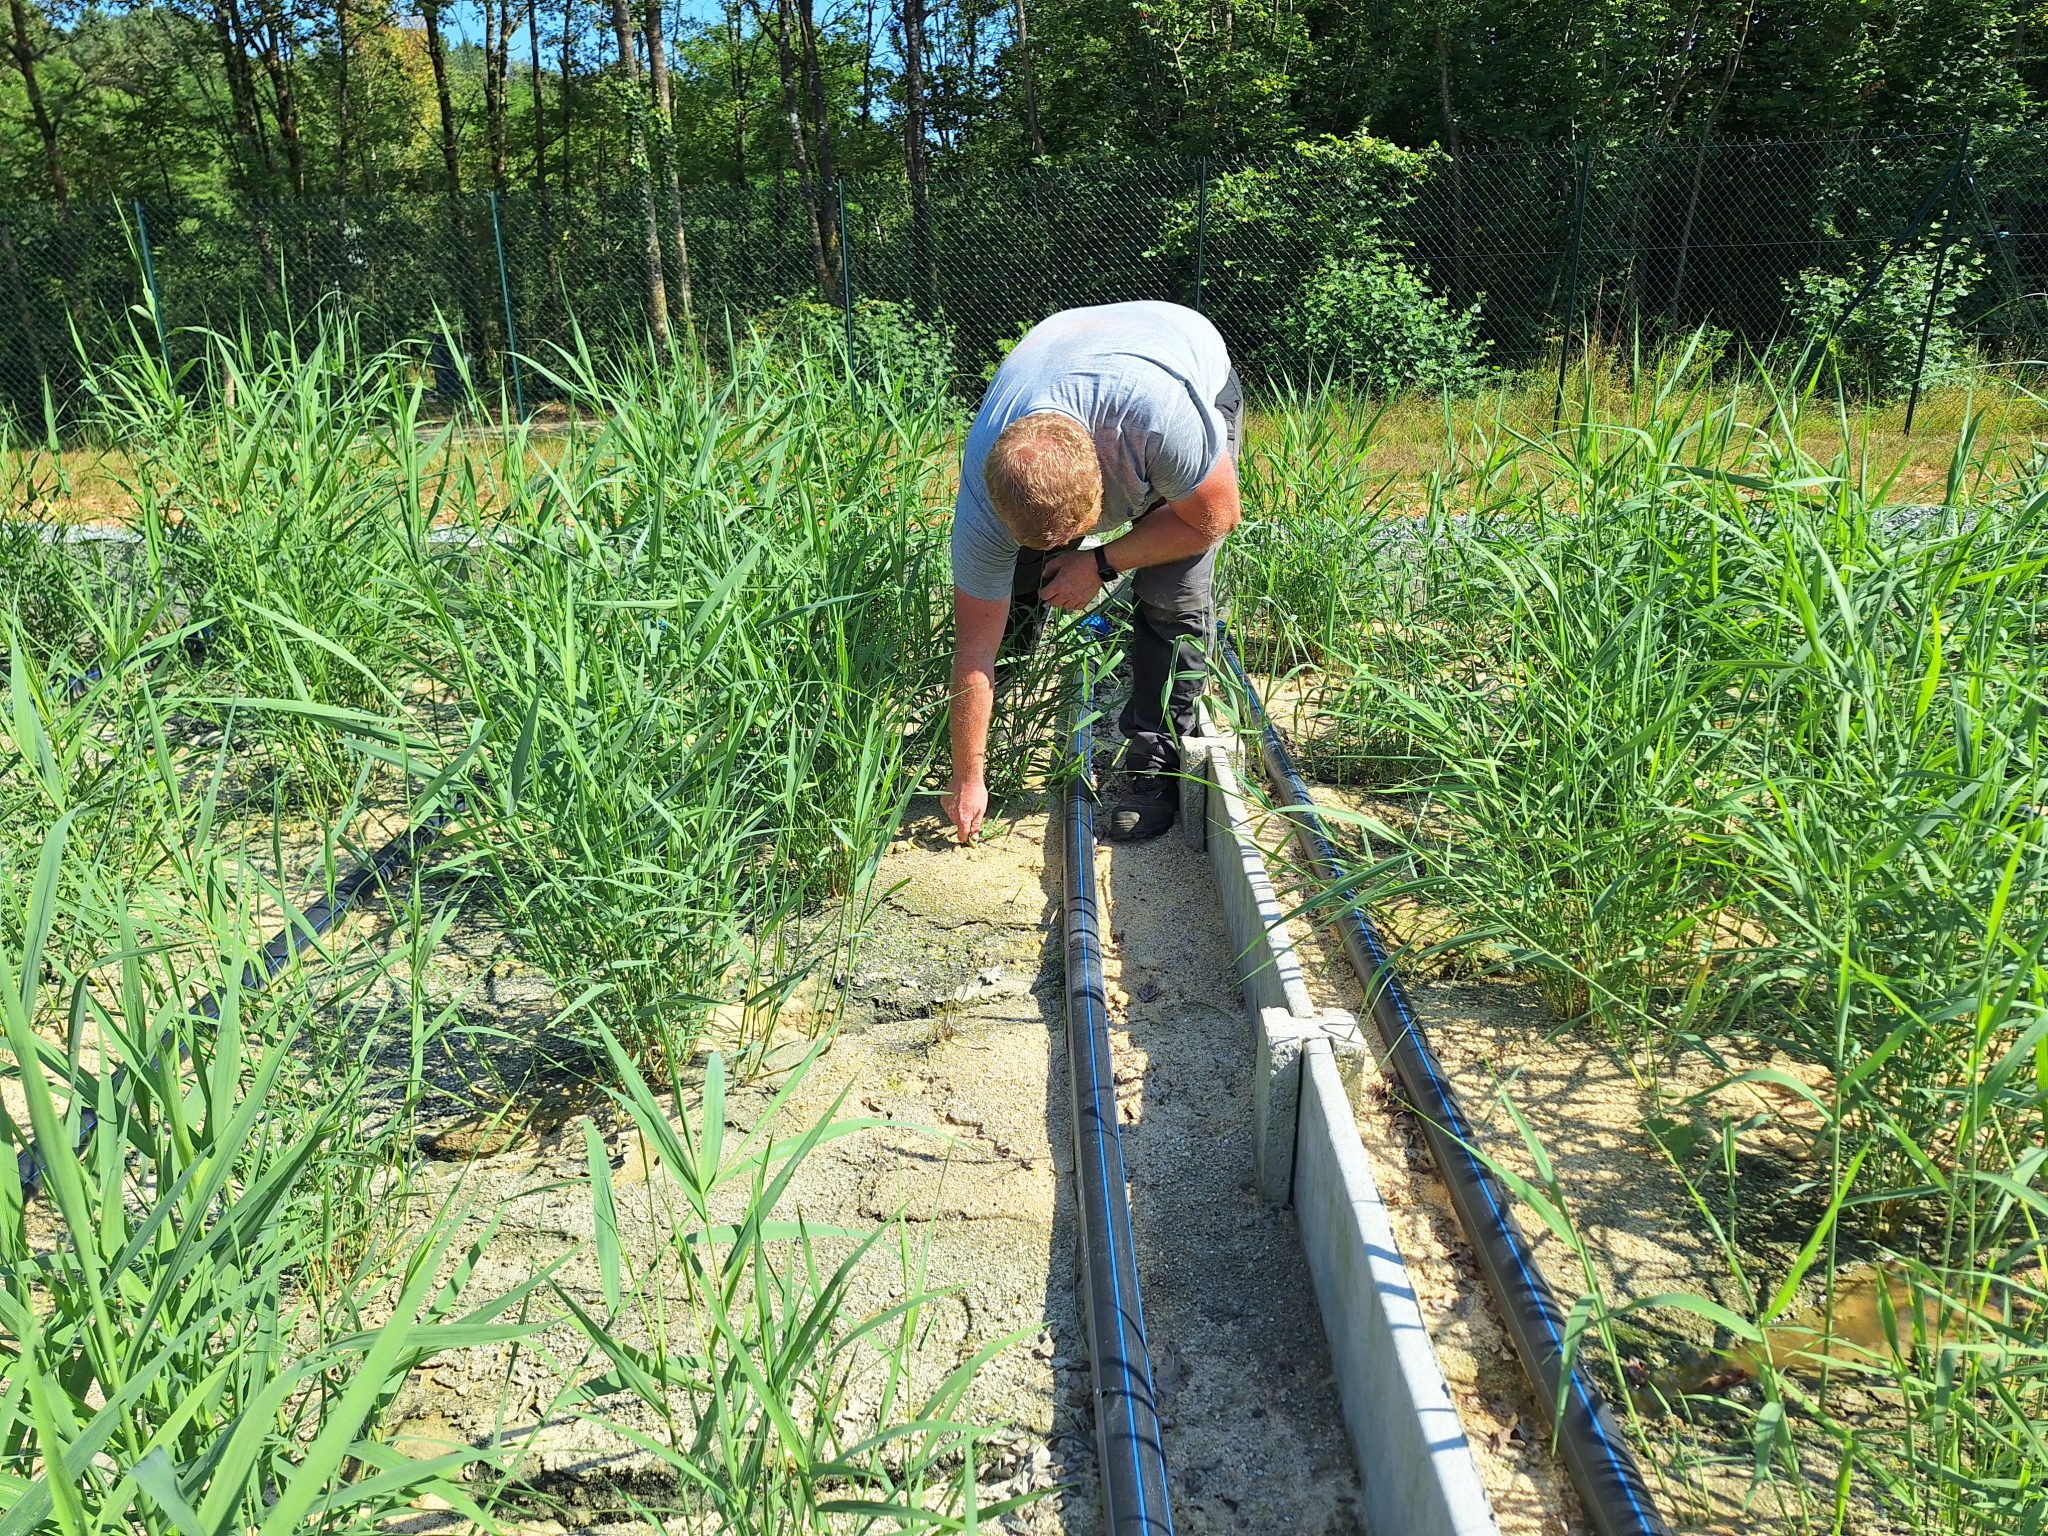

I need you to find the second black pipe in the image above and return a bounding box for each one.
[1223,635,1671,1536]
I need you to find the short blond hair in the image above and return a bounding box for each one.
[985,412,1101,548]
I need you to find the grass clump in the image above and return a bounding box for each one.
[1229,355,2048,1533]
[2,318,1028,1533]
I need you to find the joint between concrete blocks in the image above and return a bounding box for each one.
[1253,1006,1369,1206]
[1178,736,1232,849]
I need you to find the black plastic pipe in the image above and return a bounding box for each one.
[1222,635,1671,1536]
[15,809,454,1198]
[60,623,214,702]
[1061,680,1175,1536]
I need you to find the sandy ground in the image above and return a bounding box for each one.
[330,787,1367,1532]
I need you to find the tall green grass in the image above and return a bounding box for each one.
[3,318,1019,1531]
[1230,358,2048,1533]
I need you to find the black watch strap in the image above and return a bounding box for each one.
[1093,544,1118,584]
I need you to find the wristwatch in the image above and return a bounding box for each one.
[1093,544,1118,584]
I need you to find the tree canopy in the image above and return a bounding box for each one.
[2,0,2044,211]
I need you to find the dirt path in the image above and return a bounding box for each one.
[362,788,1365,1532]
[706,796,1369,1532]
[1091,811,1366,1534]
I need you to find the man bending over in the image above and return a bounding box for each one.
[942,301,1243,844]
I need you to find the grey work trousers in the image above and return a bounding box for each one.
[1005,368,1242,778]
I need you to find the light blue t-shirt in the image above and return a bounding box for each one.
[950,301,1234,602]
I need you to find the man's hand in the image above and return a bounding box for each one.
[1038,550,1102,611]
[942,774,989,844]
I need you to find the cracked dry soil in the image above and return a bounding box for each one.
[379,794,1366,1534]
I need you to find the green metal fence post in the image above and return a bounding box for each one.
[1809,125,1972,391]
[1552,143,1590,432]
[1194,157,1208,314]
[837,177,856,388]
[1904,213,1954,436]
[132,199,171,378]
[489,191,526,421]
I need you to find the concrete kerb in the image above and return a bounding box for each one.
[1191,697,1501,1535]
[1254,1005,1364,1205]
[1298,1038,1501,1536]
[1197,732,1316,1022]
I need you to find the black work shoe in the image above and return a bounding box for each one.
[1103,777,1177,841]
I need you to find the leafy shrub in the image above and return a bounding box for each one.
[980,317,1033,385]
[1783,245,1985,398]
[1282,253,1491,396]
[1152,133,1446,368]
[752,295,956,397]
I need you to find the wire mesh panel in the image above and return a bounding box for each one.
[2,127,2045,426]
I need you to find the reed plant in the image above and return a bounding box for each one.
[3,317,1023,1532]
[1230,357,2048,1532]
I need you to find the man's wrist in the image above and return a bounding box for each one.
[1093,543,1119,584]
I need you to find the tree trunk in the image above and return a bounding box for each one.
[901,0,934,313]
[252,0,309,301]
[728,0,749,181]
[334,0,351,199]
[254,2,307,196]
[485,0,511,191]
[5,0,70,207]
[795,0,837,199]
[1010,0,1044,157]
[423,0,484,352]
[335,0,352,294]
[206,0,279,294]
[794,0,842,283]
[766,0,834,297]
[644,0,695,335]
[5,0,91,336]
[1667,4,1753,327]
[1436,27,1463,303]
[423,0,462,194]
[0,214,45,386]
[1615,0,1706,326]
[527,0,561,294]
[859,0,876,124]
[609,0,672,342]
[559,0,575,197]
[208,0,271,190]
[727,0,752,285]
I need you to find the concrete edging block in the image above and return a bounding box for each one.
[1297,1038,1501,1536]
[1179,698,1240,851]
[1199,742,1316,1022]
[1254,1005,1365,1204]
[1177,736,1229,851]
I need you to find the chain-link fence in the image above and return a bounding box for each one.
[1,125,2043,424]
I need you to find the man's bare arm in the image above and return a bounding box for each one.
[1037,455,1242,610]
[943,587,1010,842]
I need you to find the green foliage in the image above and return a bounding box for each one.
[1784,245,1987,399]
[1159,132,1441,307]
[562,1039,1032,1531]
[1282,252,1490,396]
[0,678,534,1534]
[1155,133,1469,375]
[750,295,957,398]
[1228,368,2048,1533]
[3,319,1024,1532]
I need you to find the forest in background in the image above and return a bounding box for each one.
[4,0,2048,212]
[2,1,2048,419]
